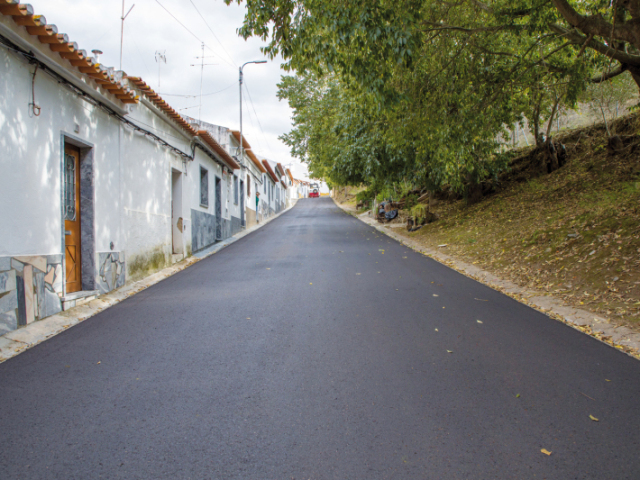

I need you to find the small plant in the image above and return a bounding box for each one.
[404,193,419,210]
[411,204,428,224]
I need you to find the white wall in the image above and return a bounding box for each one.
[0,16,194,275]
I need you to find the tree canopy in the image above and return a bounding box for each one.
[227,0,640,191]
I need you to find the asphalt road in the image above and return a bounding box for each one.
[1,198,639,479]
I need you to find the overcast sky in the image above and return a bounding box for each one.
[27,0,309,179]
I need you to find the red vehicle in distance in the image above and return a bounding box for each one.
[309,183,320,198]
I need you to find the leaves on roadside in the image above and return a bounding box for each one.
[541,449,552,456]
[589,415,599,422]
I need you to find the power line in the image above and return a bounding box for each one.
[155,0,234,71]
[244,79,273,157]
[155,0,203,45]
[188,0,237,68]
[158,82,236,98]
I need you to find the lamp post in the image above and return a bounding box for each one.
[239,60,266,168]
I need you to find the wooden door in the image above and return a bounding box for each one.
[64,144,82,293]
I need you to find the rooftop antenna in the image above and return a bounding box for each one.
[155,50,166,87]
[91,49,103,63]
[119,0,135,70]
[190,43,217,124]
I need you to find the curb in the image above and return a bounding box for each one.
[0,203,297,364]
[335,200,640,361]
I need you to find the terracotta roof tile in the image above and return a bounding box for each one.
[198,130,240,170]
[0,1,138,104]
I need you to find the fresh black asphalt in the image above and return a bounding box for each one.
[1,198,639,479]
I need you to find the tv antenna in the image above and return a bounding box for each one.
[119,1,135,70]
[155,51,166,87]
[190,43,218,124]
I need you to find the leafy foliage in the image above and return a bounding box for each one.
[228,0,640,191]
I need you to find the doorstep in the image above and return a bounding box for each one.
[61,290,99,310]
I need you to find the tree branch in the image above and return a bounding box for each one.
[422,22,524,34]
[551,24,640,65]
[552,0,639,46]
[591,64,629,82]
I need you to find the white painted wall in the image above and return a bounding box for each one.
[0,15,195,277]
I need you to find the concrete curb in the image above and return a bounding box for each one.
[335,200,640,361]
[0,203,297,364]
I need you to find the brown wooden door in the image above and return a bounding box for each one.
[64,144,82,293]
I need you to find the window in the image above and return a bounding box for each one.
[64,153,76,220]
[263,175,267,194]
[200,167,209,207]
[247,174,251,195]
[233,175,238,205]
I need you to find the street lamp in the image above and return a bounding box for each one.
[239,60,267,168]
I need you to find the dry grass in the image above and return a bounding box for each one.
[393,114,640,331]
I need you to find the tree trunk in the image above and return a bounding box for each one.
[533,100,542,147]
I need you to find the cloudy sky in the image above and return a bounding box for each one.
[27,0,309,179]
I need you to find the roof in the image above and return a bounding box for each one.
[285,168,294,182]
[0,1,138,104]
[128,77,198,136]
[197,130,240,170]
[261,160,279,183]
[230,130,251,150]
[276,163,286,177]
[245,149,267,173]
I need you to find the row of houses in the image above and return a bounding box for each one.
[0,2,309,335]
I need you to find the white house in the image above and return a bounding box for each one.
[182,118,269,229]
[0,3,243,333]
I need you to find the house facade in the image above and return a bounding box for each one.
[0,4,250,334]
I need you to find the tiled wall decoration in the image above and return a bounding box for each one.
[97,252,125,294]
[0,255,63,335]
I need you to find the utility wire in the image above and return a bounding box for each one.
[188,0,237,68]
[155,0,203,44]
[244,80,274,157]
[159,82,235,98]
[155,0,234,71]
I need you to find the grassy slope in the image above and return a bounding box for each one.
[388,115,640,330]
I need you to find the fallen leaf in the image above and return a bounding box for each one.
[97,361,101,365]
[589,415,599,422]
[309,283,313,285]
[403,256,407,259]
[446,350,453,353]
[246,317,251,320]
[266,268,270,270]
[438,244,448,247]
[433,294,439,297]
[435,328,439,332]
[516,393,520,398]
[541,449,552,456]
[477,320,483,324]
[396,289,399,291]
[605,379,611,382]
[474,298,488,302]
[356,273,361,275]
